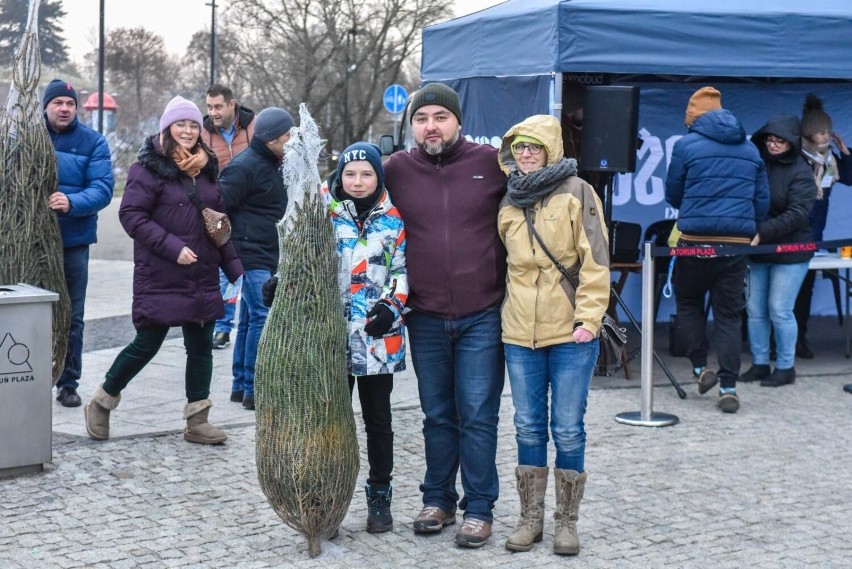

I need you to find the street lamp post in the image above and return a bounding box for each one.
[341,27,358,149]
[97,0,105,134]
[206,0,217,85]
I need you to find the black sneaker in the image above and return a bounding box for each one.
[56,386,82,407]
[760,367,796,387]
[717,392,740,413]
[242,394,255,410]
[212,332,230,349]
[739,364,770,383]
[695,368,718,395]
[365,484,393,533]
[230,390,244,402]
[844,384,852,394]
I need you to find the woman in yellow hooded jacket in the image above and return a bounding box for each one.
[497,114,610,556]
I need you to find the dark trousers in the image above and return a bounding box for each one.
[104,322,215,402]
[57,245,89,390]
[793,269,816,342]
[674,255,747,388]
[349,373,394,487]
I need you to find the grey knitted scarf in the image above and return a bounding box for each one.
[506,157,578,208]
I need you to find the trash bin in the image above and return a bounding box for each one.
[0,283,59,478]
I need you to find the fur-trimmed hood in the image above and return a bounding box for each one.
[137,135,219,182]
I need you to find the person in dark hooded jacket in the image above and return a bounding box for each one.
[665,86,770,414]
[83,96,244,445]
[740,115,816,388]
[219,107,293,411]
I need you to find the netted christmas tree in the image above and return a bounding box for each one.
[254,103,359,558]
[0,0,70,384]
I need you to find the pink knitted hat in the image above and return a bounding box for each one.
[159,96,203,133]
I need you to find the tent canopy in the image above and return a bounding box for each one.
[422,0,852,81]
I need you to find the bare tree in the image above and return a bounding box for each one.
[181,30,246,102]
[82,27,182,175]
[216,0,452,151]
[102,27,179,131]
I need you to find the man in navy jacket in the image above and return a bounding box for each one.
[666,86,769,414]
[44,79,115,407]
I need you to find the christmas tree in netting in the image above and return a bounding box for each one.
[0,0,70,384]
[254,103,359,558]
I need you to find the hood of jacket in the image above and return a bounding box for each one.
[690,109,746,145]
[752,114,802,165]
[498,114,564,175]
[137,135,219,182]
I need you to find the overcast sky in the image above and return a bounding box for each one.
[60,0,505,63]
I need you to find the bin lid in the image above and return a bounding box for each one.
[0,284,60,305]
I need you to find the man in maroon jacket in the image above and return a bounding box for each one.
[383,83,507,548]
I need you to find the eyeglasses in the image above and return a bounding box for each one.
[765,136,788,147]
[512,142,544,155]
[174,121,201,132]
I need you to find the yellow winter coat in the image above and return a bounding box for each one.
[497,115,611,348]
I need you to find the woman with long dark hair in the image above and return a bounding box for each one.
[84,96,243,444]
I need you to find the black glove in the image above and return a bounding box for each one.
[261,276,278,307]
[363,303,395,338]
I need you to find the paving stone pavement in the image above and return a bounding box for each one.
[2,209,852,567]
[3,371,852,567]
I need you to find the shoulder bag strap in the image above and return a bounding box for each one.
[523,208,579,289]
[178,176,206,212]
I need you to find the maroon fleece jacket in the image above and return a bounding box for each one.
[384,136,507,319]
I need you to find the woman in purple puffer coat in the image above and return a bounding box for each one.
[83,96,244,445]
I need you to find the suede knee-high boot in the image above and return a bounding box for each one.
[553,468,587,555]
[505,466,549,552]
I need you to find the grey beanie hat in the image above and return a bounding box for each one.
[408,83,462,125]
[254,107,294,143]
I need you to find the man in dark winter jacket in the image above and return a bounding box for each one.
[219,107,292,411]
[44,78,115,407]
[203,84,257,350]
[383,83,507,548]
[665,86,769,414]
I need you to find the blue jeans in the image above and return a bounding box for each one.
[505,341,599,472]
[746,261,809,370]
[57,245,89,390]
[231,269,271,396]
[214,268,236,334]
[406,305,505,523]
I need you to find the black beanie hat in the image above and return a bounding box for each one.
[43,79,78,109]
[254,107,294,143]
[408,83,462,125]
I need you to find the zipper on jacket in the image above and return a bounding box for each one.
[191,176,206,327]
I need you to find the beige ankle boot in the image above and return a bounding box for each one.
[505,466,549,552]
[184,399,227,444]
[84,383,121,440]
[553,468,587,555]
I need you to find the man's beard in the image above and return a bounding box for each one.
[420,132,459,156]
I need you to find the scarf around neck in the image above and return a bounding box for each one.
[505,157,578,209]
[801,137,837,200]
[163,136,209,179]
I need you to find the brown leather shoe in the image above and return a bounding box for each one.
[455,517,492,548]
[413,505,456,533]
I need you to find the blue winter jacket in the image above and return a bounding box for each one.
[666,109,769,239]
[46,116,114,248]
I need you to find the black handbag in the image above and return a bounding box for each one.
[523,210,627,372]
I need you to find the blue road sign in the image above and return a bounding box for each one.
[383,84,408,114]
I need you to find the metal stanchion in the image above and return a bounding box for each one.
[615,242,679,427]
